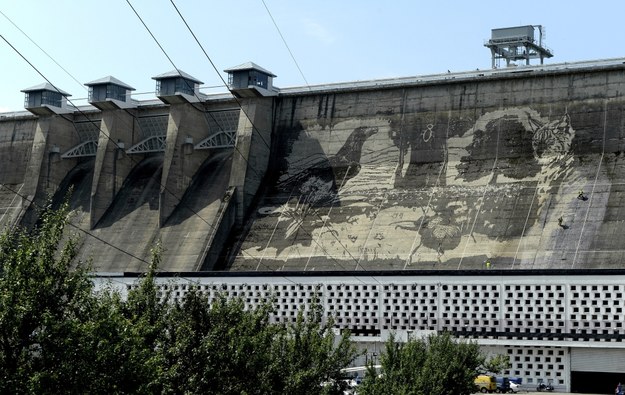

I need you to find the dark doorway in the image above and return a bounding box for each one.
[571,371,625,393]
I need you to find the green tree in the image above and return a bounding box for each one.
[0,202,359,394]
[0,200,91,392]
[273,300,358,395]
[114,243,171,393]
[359,331,484,395]
[155,288,358,395]
[0,200,146,393]
[483,353,511,375]
[156,288,281,394]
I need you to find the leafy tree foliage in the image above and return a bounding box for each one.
[0,200,158,393]
[154,286,357,394]
[358,331,484,395]
[483,353,511,375]
[273,301,357,395]
[0,202,358,394]
[157,288,282,394]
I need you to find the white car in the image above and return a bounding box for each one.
[509,382,521,393]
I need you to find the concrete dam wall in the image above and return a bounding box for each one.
[230,60,625,271]
[2,59,625,272]
[0,101,248,272]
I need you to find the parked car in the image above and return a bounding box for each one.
[509,382,521,393]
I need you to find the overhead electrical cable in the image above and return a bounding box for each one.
[164,0,367,273]
[0,9,85,91]
[0,33,279,276]
[260,0,310,89]
[164,0,273,151]
[125,0,354,272]
[0,5,324,276]
[0,182,150,265]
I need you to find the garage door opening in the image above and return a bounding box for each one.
[571,371,625,394]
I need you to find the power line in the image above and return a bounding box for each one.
[0,15,299,278]
[165,0,273,152]
[0,32,276,274]
[164,0,366,273]
[0,181,288,285]
[2,1,368,276]
[0,33,193,233]
[125,0,273,166]
[1,7,226,104]
[124,1,179,76]
[165,0,376,274]
[0,9,86,92]
[3,24,288,274]
[0,182,150,265]
[260,0,310,89]
[123,1,290,272]
[126,0,295,270]
[0,34,70,110]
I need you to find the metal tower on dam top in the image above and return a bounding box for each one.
[484,25,553,68]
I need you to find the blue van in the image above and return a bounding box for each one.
[495,377,510,393]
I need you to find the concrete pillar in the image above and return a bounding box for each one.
[22,118,52,205]
[0,118,37,229]
[159,103,211,226]
[16,114,81,227]
[229,97,274,225]
[18,115,78,227]
[90,110,135,228]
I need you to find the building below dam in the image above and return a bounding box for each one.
[3,57,625,392]
[95,269,625,394]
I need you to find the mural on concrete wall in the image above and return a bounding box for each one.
[258,119,393,247]
[401,108,576,266]
[246,106,580,270]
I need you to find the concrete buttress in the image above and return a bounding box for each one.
[159,103,211,227]
[229,97,273,225]
[21,115,79,227]
[90,110,135,228]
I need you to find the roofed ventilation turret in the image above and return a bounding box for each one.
[152,70,204,104]
[224,62,277,98]
[85,76,136,110]
[21,83,72,115]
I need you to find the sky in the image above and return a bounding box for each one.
[1,0,624,112]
